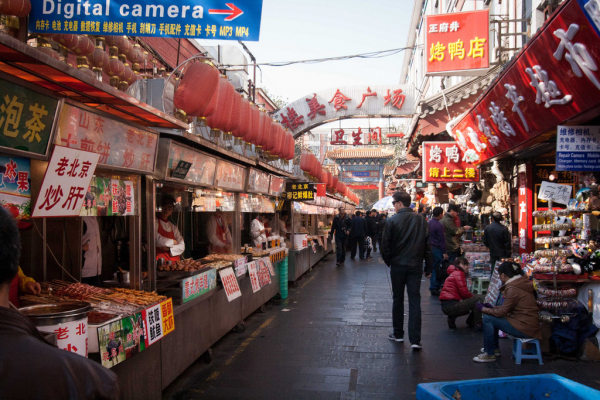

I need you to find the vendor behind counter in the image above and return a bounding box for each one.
[156,196,185,263]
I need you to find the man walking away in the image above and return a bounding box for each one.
[366,210,378,256]
[428,206,448,296]
[330,208,352,267]
[441,204,470,265]
[377,213,387,245]
[483,212,512,277]
[0,207,121,399]
[381,191,433,350]
[350,211,367,260]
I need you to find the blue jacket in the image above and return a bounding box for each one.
[351,216,367,237]
[331,214,352,239]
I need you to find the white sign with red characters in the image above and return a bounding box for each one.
[422,142,480,183]
[219,267,242,302]
[33,145,99,218]
[247,261,261,293]
[143,303,163,347]
[37,317,89,358]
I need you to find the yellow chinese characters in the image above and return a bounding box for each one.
[467,37,486,59]
[440,168,452,178]
[0,95,23,138]
[429,168,440,178]
[448,39,465,60]
[429,42,446,62]
[465,168,476,179]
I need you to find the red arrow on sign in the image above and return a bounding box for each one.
[208,3,244,21]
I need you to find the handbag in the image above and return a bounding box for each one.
[364,236,372,251]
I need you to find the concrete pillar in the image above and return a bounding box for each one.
[378,165,385,200]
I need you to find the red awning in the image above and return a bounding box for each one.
[0,34,187,130]
[394,161,420,177]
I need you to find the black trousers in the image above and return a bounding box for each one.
[350,236,365,259]
[390,265,422,344]
[370,235,377,252]
[335,237,346,263]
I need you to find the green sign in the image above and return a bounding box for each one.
[0,79,58,156]
[182,269,217,304]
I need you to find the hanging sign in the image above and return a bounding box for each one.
[247,261,261,293]
[538,181,573,205]
[182,268,217,303]
[284,182,315,201]
[171,160,192,179]
[29,0,264,41]
[422,142,479,183]
[219,267,241,302]
[33,146,100,217]
[556,125,600,171]
[518,164,533,254]
[0,156,32,223]
[329,127,383,146]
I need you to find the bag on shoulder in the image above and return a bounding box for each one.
[436,259,451,282]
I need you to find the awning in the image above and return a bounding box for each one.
[394,161,420,177]
[0,34,187,130]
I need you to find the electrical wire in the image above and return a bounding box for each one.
[33,219,80,283]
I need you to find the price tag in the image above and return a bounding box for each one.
[234,256,247,269]
[172,160,192,179]
[219,267,241,302]
[538,181,573,205]
[143,303,163,347]
[248,261,261,293]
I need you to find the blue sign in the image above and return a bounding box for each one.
[29,0,263,41]
[352,171,370,177]
[577,0,600,37]
[556,125,600,171]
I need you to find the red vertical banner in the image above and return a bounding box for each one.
[518,164,533,254]
[316,183,326,197]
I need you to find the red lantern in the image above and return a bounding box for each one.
[36,45,60,60]
[105,35,125,49]
[72,35,95,56]
[87,47,109,69]
[282,131,291,160]
[225,88,241,133]
[244,105,260,144]
[206,76,232,130]
[233,96,250,139]
[104,56,124,79]
[129,43,144,64]
[117,37,132,58]
[0,0,31,17]
[52,33,78,49]
[300,152,308,172]
[270,125,283,156]
[173,61,219,116]
[288,132,296,161]
[203,81,220,118]
[256,111,271,148]
[263,120,276,152]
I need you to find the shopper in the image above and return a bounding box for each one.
[0,207,121,399]
[483,212,512,277]
[350,211,367,260]
[377,213,387,245]
[381,191,433,350]
[439,257,485,330]
[82,216,103,286]
[473,261,542,363]
[365,210,378,256]
[441,204,470,264]
[428,206,448,296]
[331,208,352,267]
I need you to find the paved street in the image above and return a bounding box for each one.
[164,253,600,399]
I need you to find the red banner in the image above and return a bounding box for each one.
[316,183,326,197]
[448,0,600,164]
[422,142,480,183]
[426,10,490,75]
[518,164,533,254]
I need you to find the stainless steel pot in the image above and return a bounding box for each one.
[116,270,130,284]
[19,302,92,325]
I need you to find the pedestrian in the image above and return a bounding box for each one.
[473,261,542,363]
[483,212,512,277]
[439,257,485,331]
[350,211,367,260]
[381,191,433,350]
[428,206,448,296]
[0,207,120,399]
[377,213,387,245]
[330,207,352,267]
[441,204,470,265]
[366,210,378,256]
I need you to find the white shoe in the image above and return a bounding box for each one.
[481,348,501,357]
[473,353,496,363]
[411,343,422,350]
[388,333,404,342]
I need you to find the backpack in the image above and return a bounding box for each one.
[436,259,451,282]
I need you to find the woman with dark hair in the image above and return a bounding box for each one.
[156,195,185,262]
[473,261,542,363]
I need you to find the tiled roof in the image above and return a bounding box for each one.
[326,148,395,160]
[394,161,420,177]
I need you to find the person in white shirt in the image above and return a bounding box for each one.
[207,211,232,254]
[82,216,102,286]
[278,213,289,238]
[250,214,271,248]
[156,196,185,262]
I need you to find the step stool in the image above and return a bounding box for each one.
[508,335,544,365]
[471,277,490,295]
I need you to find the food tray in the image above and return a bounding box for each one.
[157,267,210,278]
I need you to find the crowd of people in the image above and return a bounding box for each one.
[331,208,388,266]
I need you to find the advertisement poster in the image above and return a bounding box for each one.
[160,299,175,337]
[80,177,136,216]
[121,313,146,359]
[0,156,32,224]
[98,320,126,368]
[422,142,480,183]
[247,168,270,194]
[215,160,246,191]
[257,258,272,287]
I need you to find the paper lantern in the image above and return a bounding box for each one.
[255,111,270,148]
[243,105,259,144]
[129,43,144,64]
[104,54,125,79]
[224,87,241,133]
[203,80,220,118]
[0,0,31,17]
[286,132,295,160]
[206,76,233,130]
[173,61,219,116]
[233,96,250,138]
[263,120,277,152]
[72,35,95,56]
[52,33,78,49]
[117,37,132,58]
[270,124,283,156]
[300,152,309,172]
[105,35,125,49]
[36,44,60,60]
[87,47,109,69]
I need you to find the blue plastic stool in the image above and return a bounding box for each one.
[509,335,543,365]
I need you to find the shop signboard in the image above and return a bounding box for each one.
[33,146,100,217]
[55,104,158,173]
[98,319,126,368]
[0,78,59,157]
[219,267,241,302]
[121,312,146,359]
[328,127,383,146]
[257,258,271,287]
[556,125,600,171]
[160,298,175,336]
[284,182,315,201]
[143,303,163,346]
[80,177,136,216]
[168,142,217,186]
[421,142,479,183]
[518,164,533,254]
[181,268,217,304]
[447,0,600,165]
[425,10,490,76]
[0,156,32,223]
[247,168,270,194]
[269,176,285,196]
[538,181,573,205]
[171,160,192,179]
[316,183,326,197]
[248,261,261,293]
[215,160,245,191]
[29,0,264,41]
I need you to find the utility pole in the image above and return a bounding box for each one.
[238,41,257,103]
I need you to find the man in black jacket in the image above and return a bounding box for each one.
[365,210,378,257]
[381,191,433,349]
[350,211,367,260]
[483,212,512,277]
[330,207,353,267]
[0,207,120,399]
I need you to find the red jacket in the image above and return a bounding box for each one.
[439,265,473,301]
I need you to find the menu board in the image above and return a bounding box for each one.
[182,268,217,303]
[215,160,246,191]
[0,156,31,223]
[247,168,270,194]
[168,143,217,186]
[270,176,285,196]
[80,177,136,216]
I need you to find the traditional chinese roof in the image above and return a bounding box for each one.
[325,148,395,160]
[394,161,420,177]
[383,165,395,176]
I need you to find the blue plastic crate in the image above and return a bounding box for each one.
[416,374,600,400]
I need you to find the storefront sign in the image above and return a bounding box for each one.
[171,160,192,179]
[33,146,99,217]
[447,0,600,165]
[270,176,285,196]
[80,177,136,216]
[421,142,479,183]
[0,156,31,222]
[168,142,217,185]
[247,168,270,194]
[284,182,314,201]
[160,299,175,336]
[143,303,163,346]
[234,256,247,269]
[215,160,245,191]
[257,258,271,287]
[98,319,125,367]
[56,104,158,173]
[248,261,261,293]
[0,79,58,157]
[518,164,533,254]
[556,125,600,171]
[29,0,264,41]
[182,268,217,304]
[219,267,241,302]
[425,10,490,75]
[538,181,573,205]
[329,127,383,146]
[121,313,146,359]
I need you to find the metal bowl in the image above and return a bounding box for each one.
[19,301,92,326]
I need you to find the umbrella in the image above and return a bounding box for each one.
[372,196,394,212]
